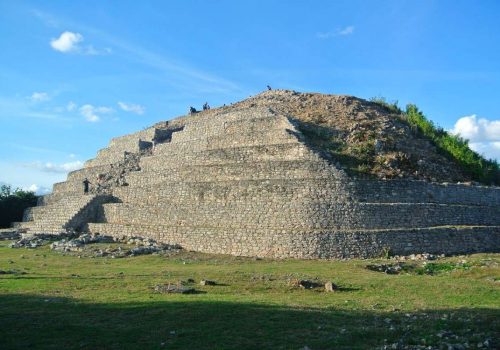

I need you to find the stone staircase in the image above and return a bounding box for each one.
[16,119,188,236]
[14,194,113,235]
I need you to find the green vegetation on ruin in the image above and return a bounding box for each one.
[371,98,499,185]
[295,95,499,185]
[0,240,498,349]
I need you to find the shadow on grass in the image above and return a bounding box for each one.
[0,294,498,350]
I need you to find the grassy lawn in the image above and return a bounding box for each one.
[0,240,498,349]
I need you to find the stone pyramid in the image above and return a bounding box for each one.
[14,91,500,258]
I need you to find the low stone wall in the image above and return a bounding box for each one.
[88,223,500,259]
[101,199,499,231]
[350,180,500,207]
[125,160,336,187]
[141,143,317,170]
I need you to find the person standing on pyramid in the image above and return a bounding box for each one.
[82,178,91,194]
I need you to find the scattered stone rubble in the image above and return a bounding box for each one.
[324,281,338,292]
[0,228,20,241]
[390,253,444,261]
[9,232,181,258]
[9,233,60,249]
[289,279,323,289]
[154,283,196,294]
[90,149,151,195]
[154,278,218,294]
[50,233,114,252]
[289,278,340,292]
[366,262,406,275]
[367,252,446,274]
[199,279,216,286]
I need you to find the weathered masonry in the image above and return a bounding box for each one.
[14,103,500,258]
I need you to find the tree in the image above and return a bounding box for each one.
[0,184,38,228]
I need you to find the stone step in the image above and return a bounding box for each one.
[140,143,319,171]
[113,177,500,208]
[52,180,84,195]
[176,107,276,131]
[16,221,67,234]
[19,194,103,234]
[100,201,499,230]
[154,127,299,155]
[67,164,114,181]
[109,126,157,147]
[349,180,500,207]
[87,222,500,259]
[85,149,126,167]
[169,114,292,143]
[112,177,351,205]
[125,159,336,187]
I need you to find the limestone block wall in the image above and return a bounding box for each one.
[124,160,335,187]
[99,200,498,231]
[92,104,498,258]
[88,223,500,259]
[349,180,500,206]
[19,102,500,258]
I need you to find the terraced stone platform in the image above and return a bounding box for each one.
[15,96,500,258]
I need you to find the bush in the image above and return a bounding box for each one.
[404,104,499,185]
[369,97,402,114]
[0,185,38,228]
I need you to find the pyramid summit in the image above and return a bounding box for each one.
[14,90,500,258]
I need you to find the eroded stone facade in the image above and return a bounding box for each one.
[16,104,500,258]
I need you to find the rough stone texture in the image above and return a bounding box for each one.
[15,92,500,258]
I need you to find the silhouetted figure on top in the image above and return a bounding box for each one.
[203,102,210,110]
[83,178,91,194]
[267,85,272,91]
[188,106,197,115]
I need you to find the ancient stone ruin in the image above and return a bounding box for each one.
[13,90,500,258]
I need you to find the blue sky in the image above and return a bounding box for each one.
[1,0,499,193]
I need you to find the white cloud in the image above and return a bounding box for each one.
[85,45,112,56]
[118,101,145,115]
[50,31,111,55]
[33,9,238,94]
[30,92,50,102]
[27,160,84,173]
[50,31,83,53]
[451,114,500,160]
[468,142,500,160]
[67,101,77,112]
[451,115,500,142]
[0,161,66,196]
[24,184,51,195]
[79,104,113,122]
[317,26,355,39]
[338,26,355,36]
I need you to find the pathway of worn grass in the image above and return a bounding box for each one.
[0,240,498,349]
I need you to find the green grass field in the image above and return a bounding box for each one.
[0,240,498,349]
